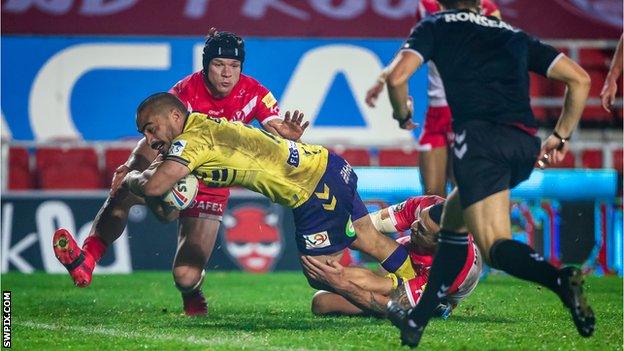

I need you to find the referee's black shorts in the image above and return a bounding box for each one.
[451,120,541,209]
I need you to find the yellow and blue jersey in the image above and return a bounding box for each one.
[165,112,328,208]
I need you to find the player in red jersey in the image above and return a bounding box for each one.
[52,30,307,316]
[600,33,623,112]
[365,0,501,197]
[303,195,481,318]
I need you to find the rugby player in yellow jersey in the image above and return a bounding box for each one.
[118,92,416,290]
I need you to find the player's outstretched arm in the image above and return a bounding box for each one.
[600,34,623,112]
[365,68,389,108]
[264,110,309,141]
[386,50,422,130]
[538,56,590,167]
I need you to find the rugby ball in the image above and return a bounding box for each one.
[162,174,199,210]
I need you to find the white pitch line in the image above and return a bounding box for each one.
[17,321,306,350]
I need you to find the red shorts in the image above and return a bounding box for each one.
[418,105,453,149]
[178,183,229,220]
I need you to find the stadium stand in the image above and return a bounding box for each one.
[330,147,372,166]
[36,147,101,189]
[552,151,577,169]
[2,140,623,191]
[581,149,604,169]
[378,148,419,167]
[104,147,133,185]
[8,146,34,190]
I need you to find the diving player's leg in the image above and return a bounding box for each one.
[53,138,157,287]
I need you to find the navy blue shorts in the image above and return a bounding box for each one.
[293,153,368,255]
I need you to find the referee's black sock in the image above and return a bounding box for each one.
[489,239,561,294]
[407,230,469,327]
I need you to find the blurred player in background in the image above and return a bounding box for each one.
[383,0,594,346]
[119,93,419,297]
[303,195,481,319]
[600,33,623,112]
[365,0,500,197]
[53,30,308,316]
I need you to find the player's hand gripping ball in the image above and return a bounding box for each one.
[162,174,199,210]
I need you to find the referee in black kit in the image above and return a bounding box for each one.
[383,0,594,347]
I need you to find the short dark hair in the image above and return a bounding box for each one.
[136,92,187,118]
[437,0,479,9]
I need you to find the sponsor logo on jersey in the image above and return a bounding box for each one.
[345,218,356,238]
[287,140,300,167]
[304,232,331,249]
[223,206,283,273]
[168,140,187,156]
[262,92,277,108]
[206,109,224,116]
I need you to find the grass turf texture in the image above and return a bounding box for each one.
[2,272,622,350]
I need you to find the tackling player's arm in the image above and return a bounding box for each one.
[301,256,392,316]
[263,110,309,141]
[124,160,190,198]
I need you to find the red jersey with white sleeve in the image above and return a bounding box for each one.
[169,71,281,220]
[388,196,482,308]
[413,0,500,149]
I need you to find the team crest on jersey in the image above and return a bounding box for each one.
[222,205,283,273]
[168,140,187,156]
[234,110,245,121]
[304,232,331,249]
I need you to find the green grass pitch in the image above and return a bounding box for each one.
[2,272,622,350]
